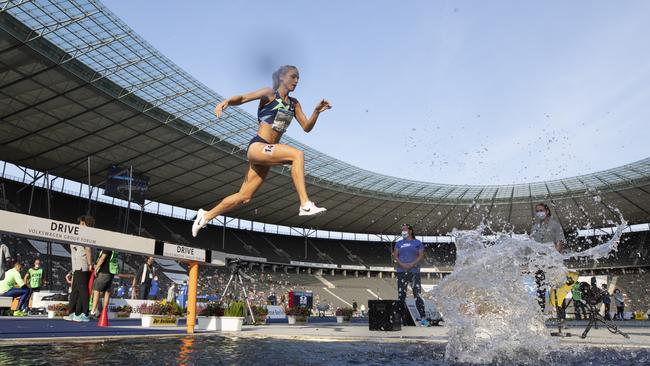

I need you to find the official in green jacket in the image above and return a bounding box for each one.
[0,262,29,316]
[24,258,44,292]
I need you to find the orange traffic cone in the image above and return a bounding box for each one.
[98,304,109,327]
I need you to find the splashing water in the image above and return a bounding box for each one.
[434,219,627,364]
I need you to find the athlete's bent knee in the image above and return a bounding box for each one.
[293,149,304,162]
[240,193,254,204]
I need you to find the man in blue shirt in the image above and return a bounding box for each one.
[393,224,425,322]
[148,276,159,300]
[116,283,126,299]
[177,281,188,308]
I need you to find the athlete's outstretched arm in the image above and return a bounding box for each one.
[294,98,331,132]
[214,87,273,118]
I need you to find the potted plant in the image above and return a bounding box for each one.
[47,303,68,318]
[286,306,311,324]
[251,305,269,325]
[139,300,182,327]
[109,305,133,319]
[221,301,245,331]
[197,302,224,331]
[335,307,354,323]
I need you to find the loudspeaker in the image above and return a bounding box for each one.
[368,300,401,331]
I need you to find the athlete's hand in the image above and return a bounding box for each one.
[314,99,332,113]
[214,100,228,118]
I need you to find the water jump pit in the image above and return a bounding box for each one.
[2,318,650,365]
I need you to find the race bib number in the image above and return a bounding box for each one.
[272,109,293,133]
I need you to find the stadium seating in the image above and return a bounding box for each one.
[2,177,649,313]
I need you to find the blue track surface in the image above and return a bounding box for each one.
[0,317,371,340]
[0,318,187,339]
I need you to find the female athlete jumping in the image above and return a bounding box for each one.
[192,65,331,237]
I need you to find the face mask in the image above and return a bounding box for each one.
[535,211,547,220]
[401,231,409,239]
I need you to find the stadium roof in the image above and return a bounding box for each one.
[1,0,650,235]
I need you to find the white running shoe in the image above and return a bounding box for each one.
[192,208,208,237]
[298,201,327,216]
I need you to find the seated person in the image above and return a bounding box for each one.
[0,261,30,316]
[316,301,329,317]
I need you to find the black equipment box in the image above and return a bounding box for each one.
[368,300,402,331]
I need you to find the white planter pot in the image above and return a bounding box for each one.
[220,316,244,331]
[197,316,221,331]
[141,315,179,327]
[336,316,344,324]
[47,310,66,318]
[287,315,306,325]
[141,315,154,327]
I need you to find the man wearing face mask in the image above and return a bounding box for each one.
[530,203,566,311]
[393,224,426,324]
[24,259,44,293]
[23,259,44,313]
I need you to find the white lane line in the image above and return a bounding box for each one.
[366,288,382,300]
[314,275,335,289]
[322,287,352,307]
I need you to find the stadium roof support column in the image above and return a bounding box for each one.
[220,217,236,250]
[221,217,227,250]
[16,167,56,291]
[86,157,92,216]
[0,182,6,210]
[378,234,398,267]
[43,171,53,291]
[15,168,45,215]
[290,227,311,259]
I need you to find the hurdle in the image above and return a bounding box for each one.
[0,209,226,334]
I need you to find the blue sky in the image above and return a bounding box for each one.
[103,0,649,185]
